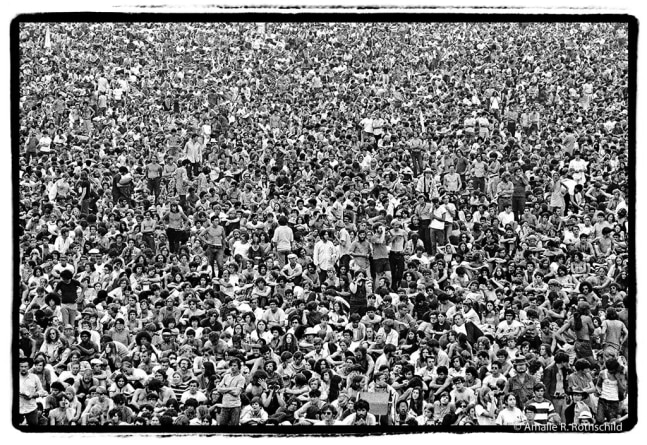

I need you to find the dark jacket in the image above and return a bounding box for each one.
[463,321,484,345]
[542,363,571,399]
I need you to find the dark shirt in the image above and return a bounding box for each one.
[55,279,81,304]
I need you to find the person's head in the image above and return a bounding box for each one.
[525,404,537,420]
[229,357,241,373]
[505,393,517,408]
[354,398,369,417]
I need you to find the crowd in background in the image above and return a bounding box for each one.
[16,21,630,428]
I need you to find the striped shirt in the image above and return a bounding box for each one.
[526,398,556,424]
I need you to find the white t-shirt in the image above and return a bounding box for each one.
[360,117,374,133]
[430,204,447,230]
[495,407,526,425]
[497,210,515,227]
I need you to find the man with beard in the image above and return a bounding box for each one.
[342,398,376,425]
[349,229,372,277]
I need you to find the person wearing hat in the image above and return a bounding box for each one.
[415,167,439,201]
[577,410,595,425]
[504,353,537,409]
[564,386,592,424]
[281,253,303,286]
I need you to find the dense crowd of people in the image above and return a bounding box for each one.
[16,21,631,428]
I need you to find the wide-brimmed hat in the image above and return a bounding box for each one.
[513,354,528,366]
[569,387,589,399]
[578,411,593,421]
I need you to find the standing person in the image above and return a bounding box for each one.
[504,355,537,410]
[556,301,596,365]
[24,128,40,164]
[416,168,439,201]
[313,230,337,285]
[470,154,487,194]
[163,202,189,254]
[525,383,556,425]
[568,151,588,185]
[175,159,191,209]
[166,128,183,160]
[370,224,391,288]
[199,216,226,278]
[17,356,48,426]
[216,358,246,425]
[542,351,570,422]
[112,166,133,205]
[272,215,294,269]
[413,194,433,254]
[529,107,540,136]
[388,220,407,290]
[55,269,84,328]
[76,171,94,216]
[454,149,469,191]
[600,306,628,361]
[140,210,157,253]
[549,172,567,216]
[429,197,446,257]
[409,132,424,177]
[184,134,203,180]
[145,155,163,205]
[505,104,518,136]
[443,165,462,193]
[511,168,529,222]
[487,153,501,200]
[520,108,531,137]
[442,194,456,244]
[349,229,372,277]
[595,358,626,424]
[496,172,514,212]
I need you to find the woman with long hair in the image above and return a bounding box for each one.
[251,319,273,345]
[556,300,596,365]
[475,386,497,425]
[277,332,299,354]
[163,201,189,254]
[40,326,66,364]
[108,373,136,398]
[399,328,420,356]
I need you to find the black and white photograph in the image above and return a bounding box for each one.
[9,3,638,437]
